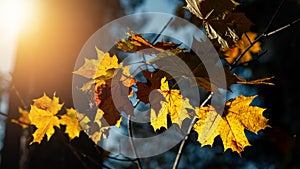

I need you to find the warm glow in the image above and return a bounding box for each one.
[0,0,36,73]
[0,0,35,34]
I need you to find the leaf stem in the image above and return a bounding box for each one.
[172,92,213,169]
[127,115,142,169]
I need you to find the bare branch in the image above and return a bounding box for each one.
[127,115,142,169]
[231,16,299,67]
[151,17,174,44]
[10,72,28,109]
[231,0,300,67]
[263,0,286,33]
[0,111,8,117]
[172,92,213,169]
[265,17,300,37]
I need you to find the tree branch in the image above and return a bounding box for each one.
[0,111,8,117]
[10,73,28,109]
[55,129,111,169]
[263,0,286,34]
[172,92,213,169]
[231,16,300,67]
[64,142,92,169]
[265,17,300,37]
[127,115,142,169]
[151,17,174,44]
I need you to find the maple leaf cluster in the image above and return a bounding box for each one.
[13,31,273,154]
[69,27,272,153]
[12,93,83,144]
[11,0,275,156]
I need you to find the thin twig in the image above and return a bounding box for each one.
[265,17,300,37]
[231,16,300,67]
[263,0,286,34]
[231,0,289,66]
[62,136,111,169]
[106,155,136,162]
[0,111,8,117]
[127,115,142,169]
[151,17,174,44]
[231,33,264,67]
[172,92,213,169]
[10,73,28,109]
[64,143,91,169]
[1,110,30,128]
[233,49,268,68]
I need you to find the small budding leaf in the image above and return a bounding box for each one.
[60,108,82,140]
[29,93,63,144]
[194,95,269,154]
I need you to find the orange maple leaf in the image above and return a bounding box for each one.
[222,32,261,64]
[11,107,31,129]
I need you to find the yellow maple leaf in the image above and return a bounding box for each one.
[150,77,193,131]
[60,108,82,140]
[11,107,31,129]
[150,101,168,131]
[222,32,261,64]
[29,93,63,144]
[73,47,119,91]
[194,95,269,154]
[73,57,99,79]
[94,47,119,79]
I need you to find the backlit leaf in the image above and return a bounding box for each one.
[194,95,269,154]
[150,77,193,131]
[29,93,63,144]
[60,108,82,140]
[73,47,119,92]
